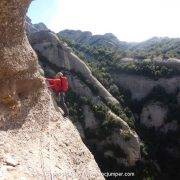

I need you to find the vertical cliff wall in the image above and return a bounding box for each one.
[0,0,41,127]
[0,0,104,179]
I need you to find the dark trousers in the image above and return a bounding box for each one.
[58,92,69,116]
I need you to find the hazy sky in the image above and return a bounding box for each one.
[28,0,180,42]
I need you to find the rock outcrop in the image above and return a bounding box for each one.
[0,0,104,179]
[140,102,178,133]
[69,76,140,165]
[59,30,123,48]
[29,30,119,104]
[27,28,141,166]
[140,102,168,128]
[26,17,48,37]
[114,73,180,101]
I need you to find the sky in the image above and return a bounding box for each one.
[28,0,180,42]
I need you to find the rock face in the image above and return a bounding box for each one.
[83,105,98,130]
[140,102,168,128]
[0,0,40,128]
[27,28,141,166]
[140,102,178,133]
[59,30,126,48]
[60,30,92,44]
[26,17,48,36]
[30,30,119,105]
[68,76,141,165]
[0,0,104,179]
[115,73,180,101]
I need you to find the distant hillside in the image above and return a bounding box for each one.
[59,30,180,59]
[59,29,180,179]
[59,30,129,50]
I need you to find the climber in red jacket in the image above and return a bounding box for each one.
[46,72,69,117]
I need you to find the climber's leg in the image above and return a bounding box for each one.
[59,92,69,117]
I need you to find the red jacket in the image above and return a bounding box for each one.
[47,76,69,93]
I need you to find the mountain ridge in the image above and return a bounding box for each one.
[59,29,180,60]
[60,29,180,44]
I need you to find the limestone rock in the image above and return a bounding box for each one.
[59,30,121,48]
[30,30,119,104]
[140,102,168,128]
[34,23,48,32]
[83,105,98,129]
[0,0,104,179]
[107,111,141,166]
[26,17,48,36]
[115,74,180,100]
[60,30,92,44]
[4,154,19,167]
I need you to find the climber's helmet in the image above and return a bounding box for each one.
[56,72,63,78]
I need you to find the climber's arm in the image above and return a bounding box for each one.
[45,78,55,89]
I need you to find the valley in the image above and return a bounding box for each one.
[27,23,180,179]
